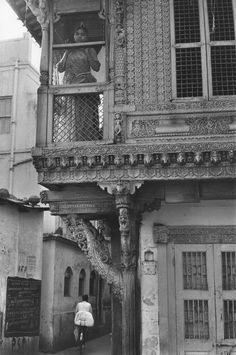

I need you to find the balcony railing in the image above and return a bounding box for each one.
[53,93,104,142]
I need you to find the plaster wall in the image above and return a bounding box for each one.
[0,35,40,199]
[40,238,92,352]
[0,203,44,355]
[140,199,236,355]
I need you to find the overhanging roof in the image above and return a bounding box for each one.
[7,0,42,45]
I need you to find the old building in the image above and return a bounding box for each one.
[0,32,110,353]
[0,192,45,355]
[8,0,236,354]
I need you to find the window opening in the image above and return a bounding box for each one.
[52,12,106,85]
[89,270,97,296]
[64,267,73,297]
[79,269,86,296]
[0,97,11,134]
[172,0,236,98]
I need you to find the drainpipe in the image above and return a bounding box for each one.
[9,59,19,194]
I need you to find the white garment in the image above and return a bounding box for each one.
[75,301,92,313]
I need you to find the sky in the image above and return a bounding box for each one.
[0,0,41,69]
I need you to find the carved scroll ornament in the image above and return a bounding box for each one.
[62,215,123,299]
[24,0,49,27]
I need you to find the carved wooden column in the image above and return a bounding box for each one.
[112,182,142,355]
[116,196,138,354]
[25,0,50,146]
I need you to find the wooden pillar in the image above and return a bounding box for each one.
[36,21,50,147]
[26,0,50,147]
[115,190,140,355]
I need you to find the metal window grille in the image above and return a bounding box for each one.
[224,300,236,339]
[53,94,104,143]
[174,0,201,43]
[176,47,203,97]
[207,0,235,41]
[211,46,236,96]
[183,252,208,290]
[184,300,209,339]
[222,252,236,290]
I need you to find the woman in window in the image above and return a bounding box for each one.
[56,23,101,84]
[56,23,102,141]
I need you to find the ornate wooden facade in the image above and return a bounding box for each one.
[8,0,236,354]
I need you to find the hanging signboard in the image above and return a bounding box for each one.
[4,277,41,337]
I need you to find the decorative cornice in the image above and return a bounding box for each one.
[153,225,236,244]
[32,142,236,184]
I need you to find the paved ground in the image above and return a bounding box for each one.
[39,335,111,355]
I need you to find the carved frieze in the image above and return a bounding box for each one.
[130,119,160,138]
[126,0,171,108]
[154,225,236,244]
[114,0,126,104]
[186,117,232,135]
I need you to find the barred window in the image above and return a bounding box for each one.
[172,0,236,98]
[184,299,209,339]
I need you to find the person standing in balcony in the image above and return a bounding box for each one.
[56,23,102,141]
[56,23,101,84]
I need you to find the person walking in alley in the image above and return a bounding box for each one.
[74,295,94,352]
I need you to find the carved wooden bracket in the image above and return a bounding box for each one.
[62,215,123,300]
[24,0,49,27]
[98,180,144,196]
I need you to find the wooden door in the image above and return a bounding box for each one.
[175,244,216,355]
[174,244,236,355]
[214,245,236,355]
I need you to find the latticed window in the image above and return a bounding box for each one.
[172,0,236,98]
[53,93,104,142]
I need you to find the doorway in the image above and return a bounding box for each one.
[159,241,236,355]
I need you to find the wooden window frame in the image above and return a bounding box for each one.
[170,0,236,101]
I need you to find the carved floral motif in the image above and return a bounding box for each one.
[186,117,232,135]
[24,0,49,26]
[130,120,160,137]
